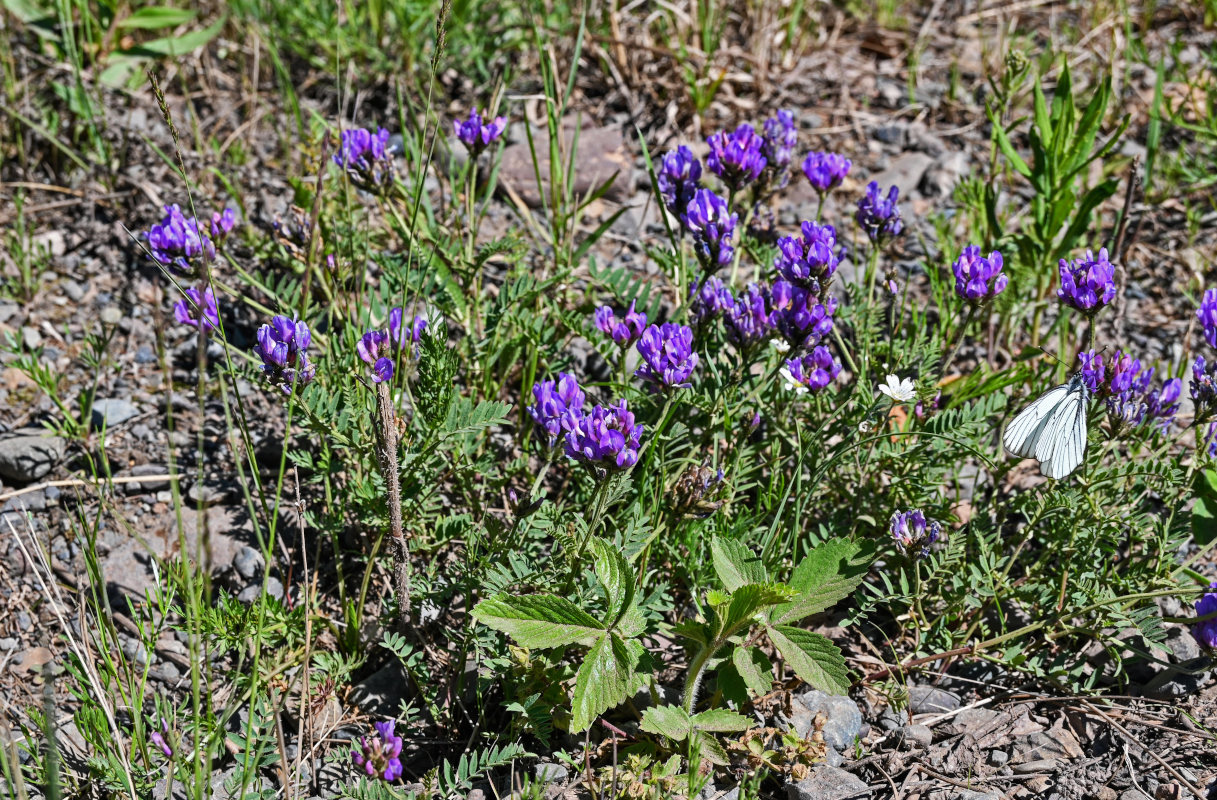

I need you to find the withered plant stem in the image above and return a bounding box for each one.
[374,381,412,621]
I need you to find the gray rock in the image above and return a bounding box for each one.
[785,765,871,799]
[1142,659,1211,699]
[986,749,1009,767]
[1165,627,1202,663]
[1118,791,1151,800]
[791,690,863,751]
[135,345,157,364]
[15,612,31,631]
[892,724,931,749]
[907,685,960,715]
[951,792,1001,800]
[233,546,264,580]
[822,746,843,767]
[122,464,171,494]
[534,762,568,783]
[920,150,970,197]
[3,491,47,514]
[0,431,66,482]
[237,578,283,604]
[188,482,232,507]
[350,662,412,716]
[870,153,934,198]
[872,122,908,146]
[92,398,140,427]
[0,638,17,651]
[876,80,906,109]
[21,326,42,350]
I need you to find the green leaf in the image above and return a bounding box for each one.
[732,646,774,696]
[570,634,647,732]
[443,397,513,438]
[768,625,850,695]
[591,537,635,629]
[693,731,731,765]
[771,539,872,625]
[640,705,692,740]
[1192,469,1217,546]
[123,15,223,56]
[711,536,768,591]
[691,708,753,733]
[472,595,604,649]
[713,584,795,639]
[991,121,1032,179]
[116,6,197,29]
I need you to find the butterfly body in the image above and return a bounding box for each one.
[1003,373,1090,479]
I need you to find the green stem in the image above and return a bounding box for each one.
[940,305,977,378]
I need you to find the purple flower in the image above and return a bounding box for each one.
[773,221,839,290]
[656,146,703,226]
[772,281,837,351]
[209,208,237,241]
[149,721,172,758]
[352,719,404,782]
[779,346,840,394]
[453,109,507,157]
[565,399,644,470]
[1146,378,1182,430]
[254,316,316,394]
[635,323,698,390]
[173,286,220,333]
[1198,289,1217,349]
[1057,248,1116,315]
[706,124,767,191]
[1193,356,1217,421]
[689,276,735,325]
[594,300,648,348]
[334,127,394,191]
[1083,349,1181,433]
[802,152,852,195]
[685,188,738,274]
[528,373,585,448]
[952,246,1008,305]
[145,204,216,273]
[725,283,780,351]
[890,509,941,558]
[760,110,798,188]
[388,308,428,356]
[1194,582,1217,650]
[856,182,903,244]
[356,330,395,383]
[1078,350,1105,394]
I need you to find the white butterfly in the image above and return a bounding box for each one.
[1003,373,1090,479]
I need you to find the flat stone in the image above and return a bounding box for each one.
[237,577,283,603]
[0,431,66,482]
[986,749,1009,767]
[870,152,934,196]
[497,121,633,208]
[92,398,140,427]
[892,723,932,749]
[1012,727,1083,762]
[1011,758,1059,774]
[2,491,47,514]
[232,546,264,580]
[907,685,961,715]
[350,662,412,717]
[920,150,970,197]
[785,765,871,799]
[791,689,863,751]
[534,762,568,783]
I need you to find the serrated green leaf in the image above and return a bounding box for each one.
[591,537,635,629]
[711,536,768,591]
[472,595,603,649]
[672,620,712,646]
[768,625,850,695]
[570,634,646,732]
[732,646,774,695]
[693,730,731,765]
[640,704,692,740]
[691,708,753,733]
[771,539,873,625]
[714,584,795,639]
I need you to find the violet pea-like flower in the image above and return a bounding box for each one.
[254,315,316,394]
[173,286,220,333]
[1078,350,1105,394]
[528,373,585,448]
[685,188,738,274]
[689,276,735,325]
[1057,248,1117,315]
[656,145,703,226]
[890,509,942,558]
[388,307,428,357]
[334,127,395,191]
[772,281,837,351]
[774,221,839,290]
[594,300,648,348]
[145,204,216,274]
[802,152,851,195]
[352,719,404,782]
[1197,289,1217,349]
[856,181,903,244]
[635,322,698,390]
[356,330,395,384]
[453,109,507,157]
[565,399,644,470]
[779,346,839,394]
[760,110,798,188]
[1194,581,1217,650]
[725,282,780,351]
[952,245,1008,305]
[706,123,767,192]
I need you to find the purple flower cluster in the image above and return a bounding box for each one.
[453,108,507,157]
[772,282,837,351]
[1197,289,1217,349]
[656,146,702,226]
[760,110,798,189]
[725,283,781,351]
[388,308,428,354]
[1195,581,1217,650]
[210,208,237,241]
[774,221,839,290]
[635,323,698,390]
[802,152,851,196]
[528,373,585,448]
[254,316,316,394]
[856,182,903,244]
[146,204,218,273]
[952,246,1008,305]
[689,276,735,325]
[1057,248,1116,315]
[1077,349,1181,432]
[173,286,220,333]
[706,124,767,192]
[352,720,403,782]
[594,300,648,348]
[357,330,395,383]
[334,127,394,191]
[1191,356,1217,421]
[780,346,840,394]
[685,188,738,273]
[565,399,644,470]
[890,509,942,558]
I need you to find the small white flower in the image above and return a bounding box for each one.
[877,374,916,403]
[771,339,791,354]
[779,366,809,395]
[859,420,873,433]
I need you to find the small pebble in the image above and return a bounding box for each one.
[986,749,1009,767]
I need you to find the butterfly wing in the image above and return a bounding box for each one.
[1003,384,1069,459]
[1037,384,1088,479]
